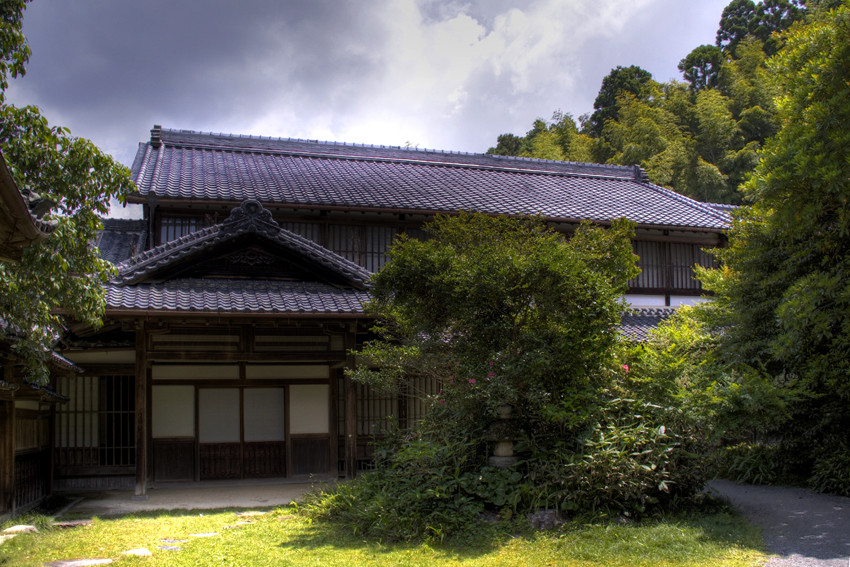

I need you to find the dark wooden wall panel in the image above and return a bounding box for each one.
[199,443,241,480]
[291,436,329,475]
[243,441,286,478]
[153,439,195,482]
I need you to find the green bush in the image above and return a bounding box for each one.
[306,214,711,541]
[524,396,707,517]
[714,442,779,485]
[305,416,487,541]
[809,444,850,497]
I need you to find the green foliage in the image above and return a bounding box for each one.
[359,213,638,415]
[679,45,724,92]
[714,443,779,484]
[716,0,805,56]
[0,1,132,381]
[587,65,654,137]
[318,213,713,540]
[526,395,707,516]
[484,2,803,205]
[305,413,488,541]
[717,0,758,53]
[809,444,850,496]
[702,1,850,493]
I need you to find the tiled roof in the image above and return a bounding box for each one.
[619,307,677,341]
[1,151,54,261]
[129,127,730,231]
[97,219,147,264]
[114,200,371,288]
[106,200,371,316]
[106,279,369,315]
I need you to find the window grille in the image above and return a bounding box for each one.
[55,375,135,468]
[159,216,199,244]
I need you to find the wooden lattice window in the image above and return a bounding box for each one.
[55,375,135,469]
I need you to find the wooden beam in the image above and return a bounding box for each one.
[143,351,348,363]
[134,328,148,499]
[0,400,13,517]
[343,325,357,479]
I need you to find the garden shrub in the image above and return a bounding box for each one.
[713,442,779,485]
[306,214,712,540]
[809,444,850,497]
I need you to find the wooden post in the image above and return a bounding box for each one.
[0,366,16,517]
[343,324,357,479]
[134,327,148,499]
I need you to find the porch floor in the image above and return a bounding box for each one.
[52,477,335,518]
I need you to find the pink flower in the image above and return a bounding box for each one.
[439,399,446,405]
[487,371,496,378]
[489,361,494,366]
[468,378,476,384]
[622,364,629,373]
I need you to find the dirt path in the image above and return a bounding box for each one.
[709,480,850,567]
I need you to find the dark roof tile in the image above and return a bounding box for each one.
[620,307,677,341]
[97,219,147,264]
[106,279,368,315]
[130,128,730,231]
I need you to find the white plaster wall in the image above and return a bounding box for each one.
[198,388,240,442]
[152,385,195,438]
[289,384,329,434]
[244,388,285,441]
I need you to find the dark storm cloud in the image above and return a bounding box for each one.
[9,0,389,163]
[5,0,730,176]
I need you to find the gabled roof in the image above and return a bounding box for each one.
[105,200,371,317]
[114,200,371,288]
[0,151,54,261]
[129,127,730,232]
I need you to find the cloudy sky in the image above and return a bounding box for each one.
[7,0,729,169]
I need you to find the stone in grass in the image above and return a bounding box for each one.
[52,520,93,529]
[189,532,218,537]
[235,511,266,516]
[2,524,38,534]
[122,548,152,556]
[160,538,188,543]
[527,509,564,531]
[158,545,182,551]
[43,560,114,566]
[0,534,18,545]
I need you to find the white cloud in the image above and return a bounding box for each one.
[7,0,731,162]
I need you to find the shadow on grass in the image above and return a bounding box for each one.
[274,499,764,564]
[275,515,521,561]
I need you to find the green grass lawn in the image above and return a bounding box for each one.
[0,506,766,567]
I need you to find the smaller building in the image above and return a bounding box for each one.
[0,151,68,520]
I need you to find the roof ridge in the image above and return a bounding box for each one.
[155,126,637,179]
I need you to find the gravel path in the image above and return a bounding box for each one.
[709,480,850,567]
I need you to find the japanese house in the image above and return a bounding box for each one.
[52,126,729,498]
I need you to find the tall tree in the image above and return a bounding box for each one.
[752,0,805,54]
[704,1,850,493]
[587,65,653,137]
[716,0,758,53]
[679,45,725,92]
[0,0,132,381]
